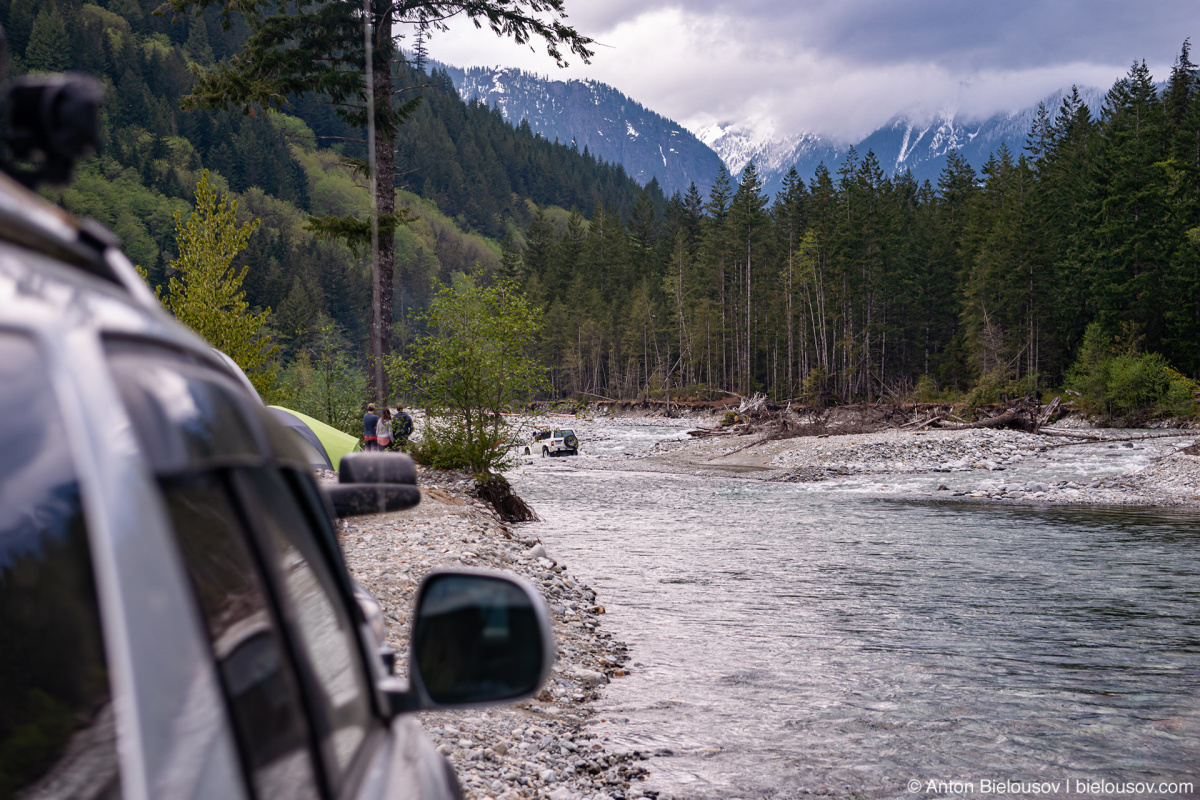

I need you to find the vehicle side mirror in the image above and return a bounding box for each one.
[324,452,420,517]
[382,571,554,715]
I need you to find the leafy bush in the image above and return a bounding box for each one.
[915,374,941,403]
[799,366,830,406]
[1067,323,1198,422]
[391,271,545,475]
[407,416,509,473]
[158,171,277,397]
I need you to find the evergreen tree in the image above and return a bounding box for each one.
[169,0,593,404]
[23,4,68,72]
[163,171,276,395]
[728,161,769,394]
[4,0,39,56]
[1088,61,1170,351]
[183,15,215,66]
[498,229,525,283]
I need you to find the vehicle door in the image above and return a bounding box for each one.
[106,343,417,800]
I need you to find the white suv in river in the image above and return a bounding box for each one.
[530,428,580,457]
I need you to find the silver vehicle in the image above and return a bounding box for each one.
[0,72,553,800]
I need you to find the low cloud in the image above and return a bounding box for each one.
[425,2,1195,142]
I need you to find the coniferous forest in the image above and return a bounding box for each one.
[518,53,1200,407]
[2,0,1198,413]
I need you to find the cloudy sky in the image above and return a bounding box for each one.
[425,0,1198,143]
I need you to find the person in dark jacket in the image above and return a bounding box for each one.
[391,405,414,452]
[363,403,380,451]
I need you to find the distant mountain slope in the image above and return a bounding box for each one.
[435,63,725,197]
[696,123,838,190]
[432,56,1109,199]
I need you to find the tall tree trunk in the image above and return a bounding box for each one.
[739,241,748,398]
[368,33,395,405]
[375,61,395,403]
[786,239,794,398]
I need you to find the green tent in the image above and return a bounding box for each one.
[268,405,361,471]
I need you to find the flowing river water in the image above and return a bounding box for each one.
[510,421,1200,799]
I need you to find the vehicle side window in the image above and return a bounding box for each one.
[0,333,120,798]
[233,468,375,789]
[160,472,319,800]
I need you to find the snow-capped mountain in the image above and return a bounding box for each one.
[432,57,1108,201]
[695,123,834,186]
[434,63,725,197]
[707,85,1107,196]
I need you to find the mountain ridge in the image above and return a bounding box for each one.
[434,61,1109,198]
[433,62,725,197]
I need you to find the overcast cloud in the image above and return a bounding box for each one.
[426,1,1199,143]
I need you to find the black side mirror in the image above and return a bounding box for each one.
[383,571,554,715]
[3,73,103,188]
[324,451,420,517]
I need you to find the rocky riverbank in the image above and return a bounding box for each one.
[332,467,652,800]
[561,417,1200,508]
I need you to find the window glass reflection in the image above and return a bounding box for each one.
[0,333,120,798]
[162,473,319,800]
[238,469,372,783]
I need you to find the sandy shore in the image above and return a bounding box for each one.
[335,467,651,800]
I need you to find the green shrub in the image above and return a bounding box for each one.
[390,271,544,475]
[963,371,1015,410]
[275,321,367,434]
[915,374,940,403]
[408,416,510,475]
[799,366,829,406]
[1067,323,1198,422]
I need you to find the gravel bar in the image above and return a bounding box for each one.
[577,421,1200,507]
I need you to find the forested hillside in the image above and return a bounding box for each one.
[511,54,1200,407]
[440,63,726,197]
[0,0,656,353]
[3,0,1197,415]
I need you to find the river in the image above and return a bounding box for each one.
[510,421,1200,798]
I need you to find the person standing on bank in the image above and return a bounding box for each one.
[393,405,414,452]
[363,403,380,451]
[377,407,393,449]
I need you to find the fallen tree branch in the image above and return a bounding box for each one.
[902,413,945,429]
